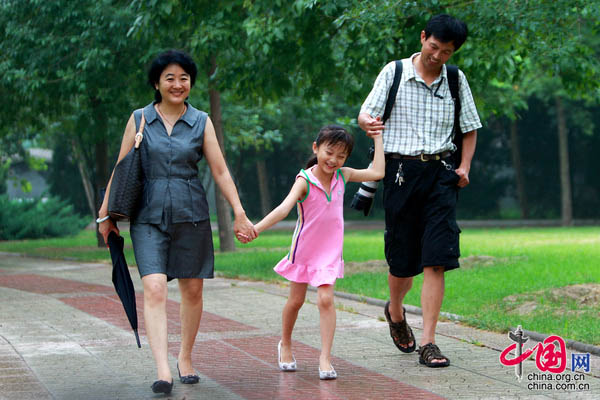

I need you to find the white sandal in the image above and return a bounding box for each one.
[319,365,337,380]
[277,341,297,371]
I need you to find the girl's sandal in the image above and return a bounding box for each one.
[418,343,450,368]
[384,301,416,353]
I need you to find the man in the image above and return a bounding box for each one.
[358,14,481,367]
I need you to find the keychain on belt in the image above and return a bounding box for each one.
[441,160,453,170]
[395,163,404,186]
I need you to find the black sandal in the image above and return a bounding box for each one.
[177,362,200,384]
[151,379,174,394]
[384,301,416,353]
[418,343,450,368]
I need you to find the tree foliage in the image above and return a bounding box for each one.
[1,0,151,214]
[0,195,89,240]
[1,0,600,229]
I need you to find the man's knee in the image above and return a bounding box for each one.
[423,267,446,290]
[424,265,445,274]
[389,273,413,292]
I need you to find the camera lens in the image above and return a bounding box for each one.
[356,180,377,199]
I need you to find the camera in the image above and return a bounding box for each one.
[350,146,380,216]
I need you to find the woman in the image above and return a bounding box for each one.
[97,50,256,394]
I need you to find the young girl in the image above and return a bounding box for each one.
[254,124,384,379]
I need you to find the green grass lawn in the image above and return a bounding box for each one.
[338,228,600,345]
[1,226,599,345]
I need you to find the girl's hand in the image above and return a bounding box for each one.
[358,113,384,137]
[342,128,385,183]
[235,232,251,243]
[98,218,119,246]
[370,131,383,140]
[234,213,257,243]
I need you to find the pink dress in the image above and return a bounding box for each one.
[274,167,346,287]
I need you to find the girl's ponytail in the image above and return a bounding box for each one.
[306,155,318,169]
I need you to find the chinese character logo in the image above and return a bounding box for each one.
[499,325,529,381]
[572,353,590,373]
[500,325,567,380]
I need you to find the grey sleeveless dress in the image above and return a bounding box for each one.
[129,102,214,280]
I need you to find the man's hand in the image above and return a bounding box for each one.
[456,130,477,188]
[455,167,470,188]
[358,113,385,137]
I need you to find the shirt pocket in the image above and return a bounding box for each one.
[433,98,456,134]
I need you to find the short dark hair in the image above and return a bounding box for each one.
[147,50,198,102]
[424,14,468,51]
[306,125,355,169]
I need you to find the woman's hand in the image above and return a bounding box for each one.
[233,213,257,244]
[98,218,120,246]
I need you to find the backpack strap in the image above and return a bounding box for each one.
[380,62,462,162]
[446,65,462,164]
[382,60,403,123]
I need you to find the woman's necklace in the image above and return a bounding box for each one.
[157,104,186,127]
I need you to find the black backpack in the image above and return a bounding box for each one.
[382,60,462,164]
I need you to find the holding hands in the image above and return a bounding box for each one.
[234,213,258,244]
[358,113,384,138]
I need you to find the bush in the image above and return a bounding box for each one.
[0,195,89,240]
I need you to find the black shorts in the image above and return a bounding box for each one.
[383,157,461,278]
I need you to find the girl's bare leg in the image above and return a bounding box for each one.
[317,284,336,371]
[280,282,307,362]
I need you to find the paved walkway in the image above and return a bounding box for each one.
[0,253,598,400]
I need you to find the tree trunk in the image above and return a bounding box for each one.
[509,120,529,218]
[555,96,573,226]
[256,159,272,216]
[208,55,235,252]
[71,138,96,221]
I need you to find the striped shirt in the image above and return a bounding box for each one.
[360,53,482,155]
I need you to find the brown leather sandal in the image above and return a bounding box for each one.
[418,343,450,368]
[384,301,416,353]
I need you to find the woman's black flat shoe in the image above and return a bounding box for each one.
[151,379,174,394]
[177,362,200,384]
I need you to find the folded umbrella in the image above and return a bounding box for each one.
[107,231,141,348]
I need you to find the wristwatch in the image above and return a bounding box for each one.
[96,215,111,223]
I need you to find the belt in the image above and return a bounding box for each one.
[385,151,452,161]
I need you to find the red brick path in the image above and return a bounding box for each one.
[0,273,444,400]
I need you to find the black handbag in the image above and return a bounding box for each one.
[108,112,146,221]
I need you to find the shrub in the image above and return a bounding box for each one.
[0,195,89,240]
